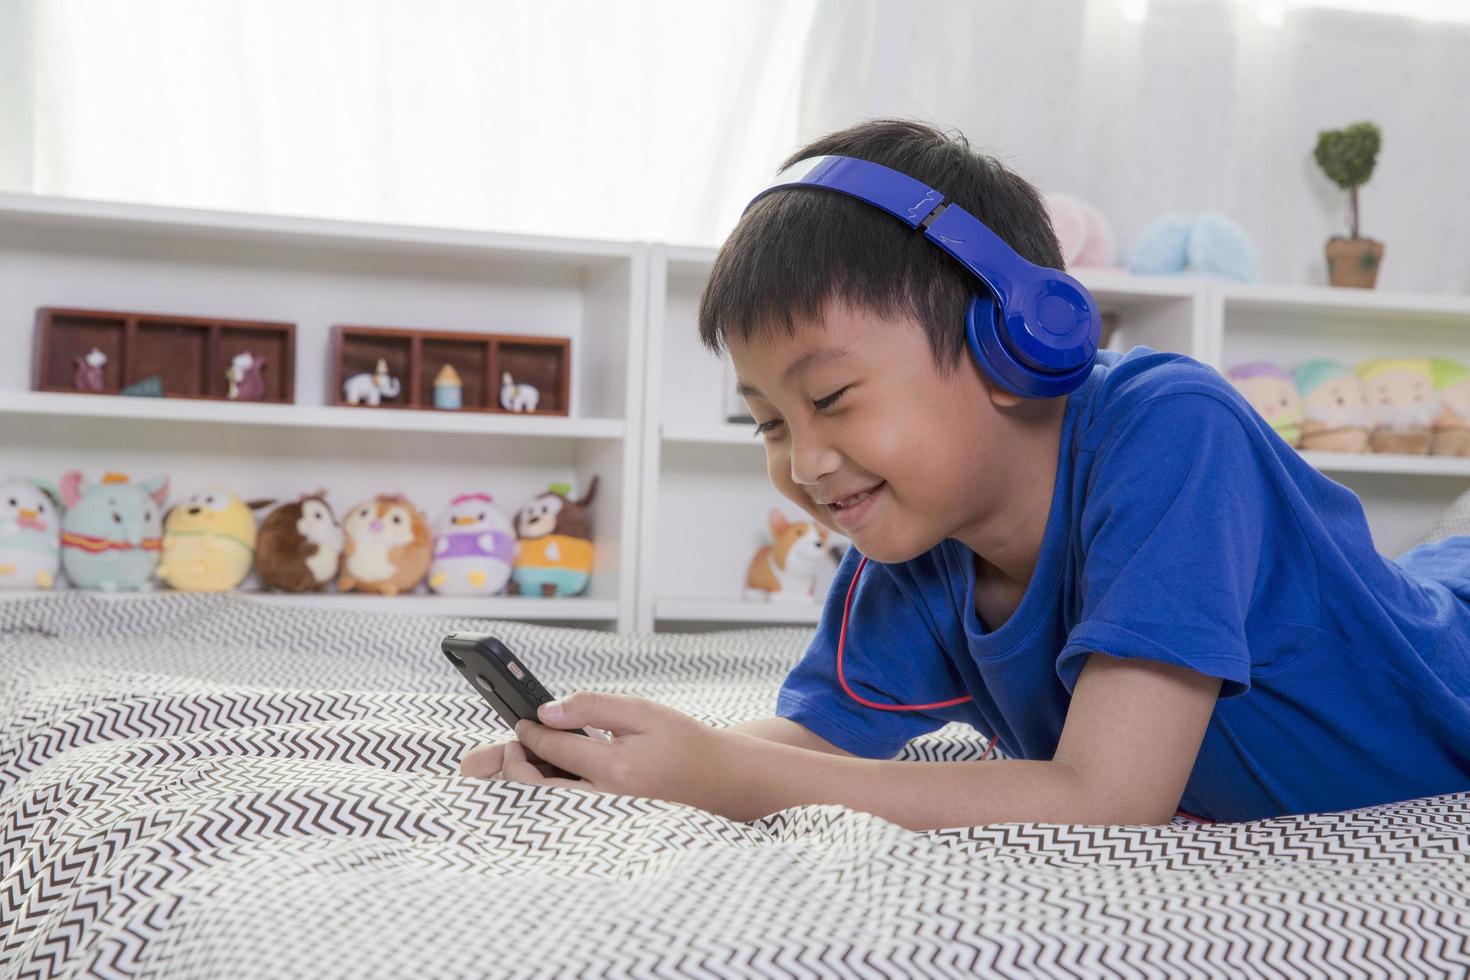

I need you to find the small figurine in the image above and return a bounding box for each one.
[1226,362,1303,447]
[256,492,344,592]
[428,493,516,595]
[73,347,107,392]
[343,358,402,407]
[1430,357,1470,457]
[510,478,596,597]
[1293,359,1370,453]
[120,376,165,397]
[433,364,463,410]
[338,494,432,596]
[1358,358,1438,455]
[157,488,274,592]
[0,477,62,591]
[500,371,540,413]
[59,471,168,591]
[744,508,833,602]
[227,351,268,401]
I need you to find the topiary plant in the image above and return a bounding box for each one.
[1313,121,1381,241]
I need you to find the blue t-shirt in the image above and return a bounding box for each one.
[777,347,1470,822]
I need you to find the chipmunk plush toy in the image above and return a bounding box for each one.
[744,508,839,602]
[510,478,597,597]
[338,494,432,595]
[256,492,344,592]
[157,488,273,592]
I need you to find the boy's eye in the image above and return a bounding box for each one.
[813,386,850,411]
[753,418,783,437]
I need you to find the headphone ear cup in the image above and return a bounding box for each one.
[965,294,1094,399]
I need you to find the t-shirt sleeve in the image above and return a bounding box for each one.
[1058,392,1272,698]
[776,546,964,758]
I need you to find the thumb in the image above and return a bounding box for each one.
[537,691,651,735]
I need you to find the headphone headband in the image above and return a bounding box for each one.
[745,155,1101,397]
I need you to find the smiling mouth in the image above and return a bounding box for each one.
[820,482,884,511]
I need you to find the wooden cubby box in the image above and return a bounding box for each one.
[332,325,571,416]
[33,307,295,403]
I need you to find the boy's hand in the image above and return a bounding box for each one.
[459,692,738,816]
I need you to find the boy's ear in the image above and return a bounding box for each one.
[986,383,1027,409]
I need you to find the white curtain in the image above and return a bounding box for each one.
[5,0,817,245]
[6,0,1468,291]
[796,0,1470,293]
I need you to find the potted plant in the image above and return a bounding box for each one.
[1313,121,1383,288]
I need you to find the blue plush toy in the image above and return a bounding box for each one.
[59,470,169,591]
[1127,212,1260,282]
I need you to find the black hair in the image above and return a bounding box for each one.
[697,119,1064,373]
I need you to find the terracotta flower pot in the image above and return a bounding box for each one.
[1325,237,1384,289]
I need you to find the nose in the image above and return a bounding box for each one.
[787,424,841,488]
[370,520,384,532]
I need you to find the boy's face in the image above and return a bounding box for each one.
[727,301,1017,565]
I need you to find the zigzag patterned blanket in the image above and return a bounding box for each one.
[3,594,1469,978]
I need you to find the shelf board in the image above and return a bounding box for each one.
[0,191,636,269]
[1300,450,1470,478]
[0,391,624,440]
[0,589,619,621]
[655,598,822,625]
[1218,281,1470,319]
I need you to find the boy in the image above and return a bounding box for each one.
[461,120,1470,829]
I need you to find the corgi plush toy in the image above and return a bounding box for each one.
[338,494,432,596]
[744,508,834,602]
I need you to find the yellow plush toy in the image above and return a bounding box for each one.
[157,488,274,592]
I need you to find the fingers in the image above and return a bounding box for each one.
[460,740,507,778]
[538,690,656,736]
[501,738,581,788]
[516,719,609,778]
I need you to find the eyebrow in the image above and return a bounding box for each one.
[735,346,851,398]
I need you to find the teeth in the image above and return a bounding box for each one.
[835,490,872,508]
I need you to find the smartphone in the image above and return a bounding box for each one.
[441,632,604,740]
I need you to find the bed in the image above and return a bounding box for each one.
[4,592,1469,977]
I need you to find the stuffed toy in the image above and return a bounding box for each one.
[1429,357,1470,457]
[157,488,273,592]
[338,494,432,595]
[1227,362,1303,447]
[1044,193,1117,268]
[428,493,516,595]
[256,492,344,592]
[59,471,168,591]
[0,477,62,591]
[1293,359,1371,453]
[1357,359,1438,455]
[744,508,839,602]
[1128,213,1259,282]
[510,477,597,597]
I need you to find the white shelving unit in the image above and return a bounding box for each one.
[1211,281,1470,554]
[3,192,1467,632]
[0,193,646,630]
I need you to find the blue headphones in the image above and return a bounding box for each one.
[744,155,1101,398]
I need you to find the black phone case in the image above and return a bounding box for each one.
[441,632,591,737]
